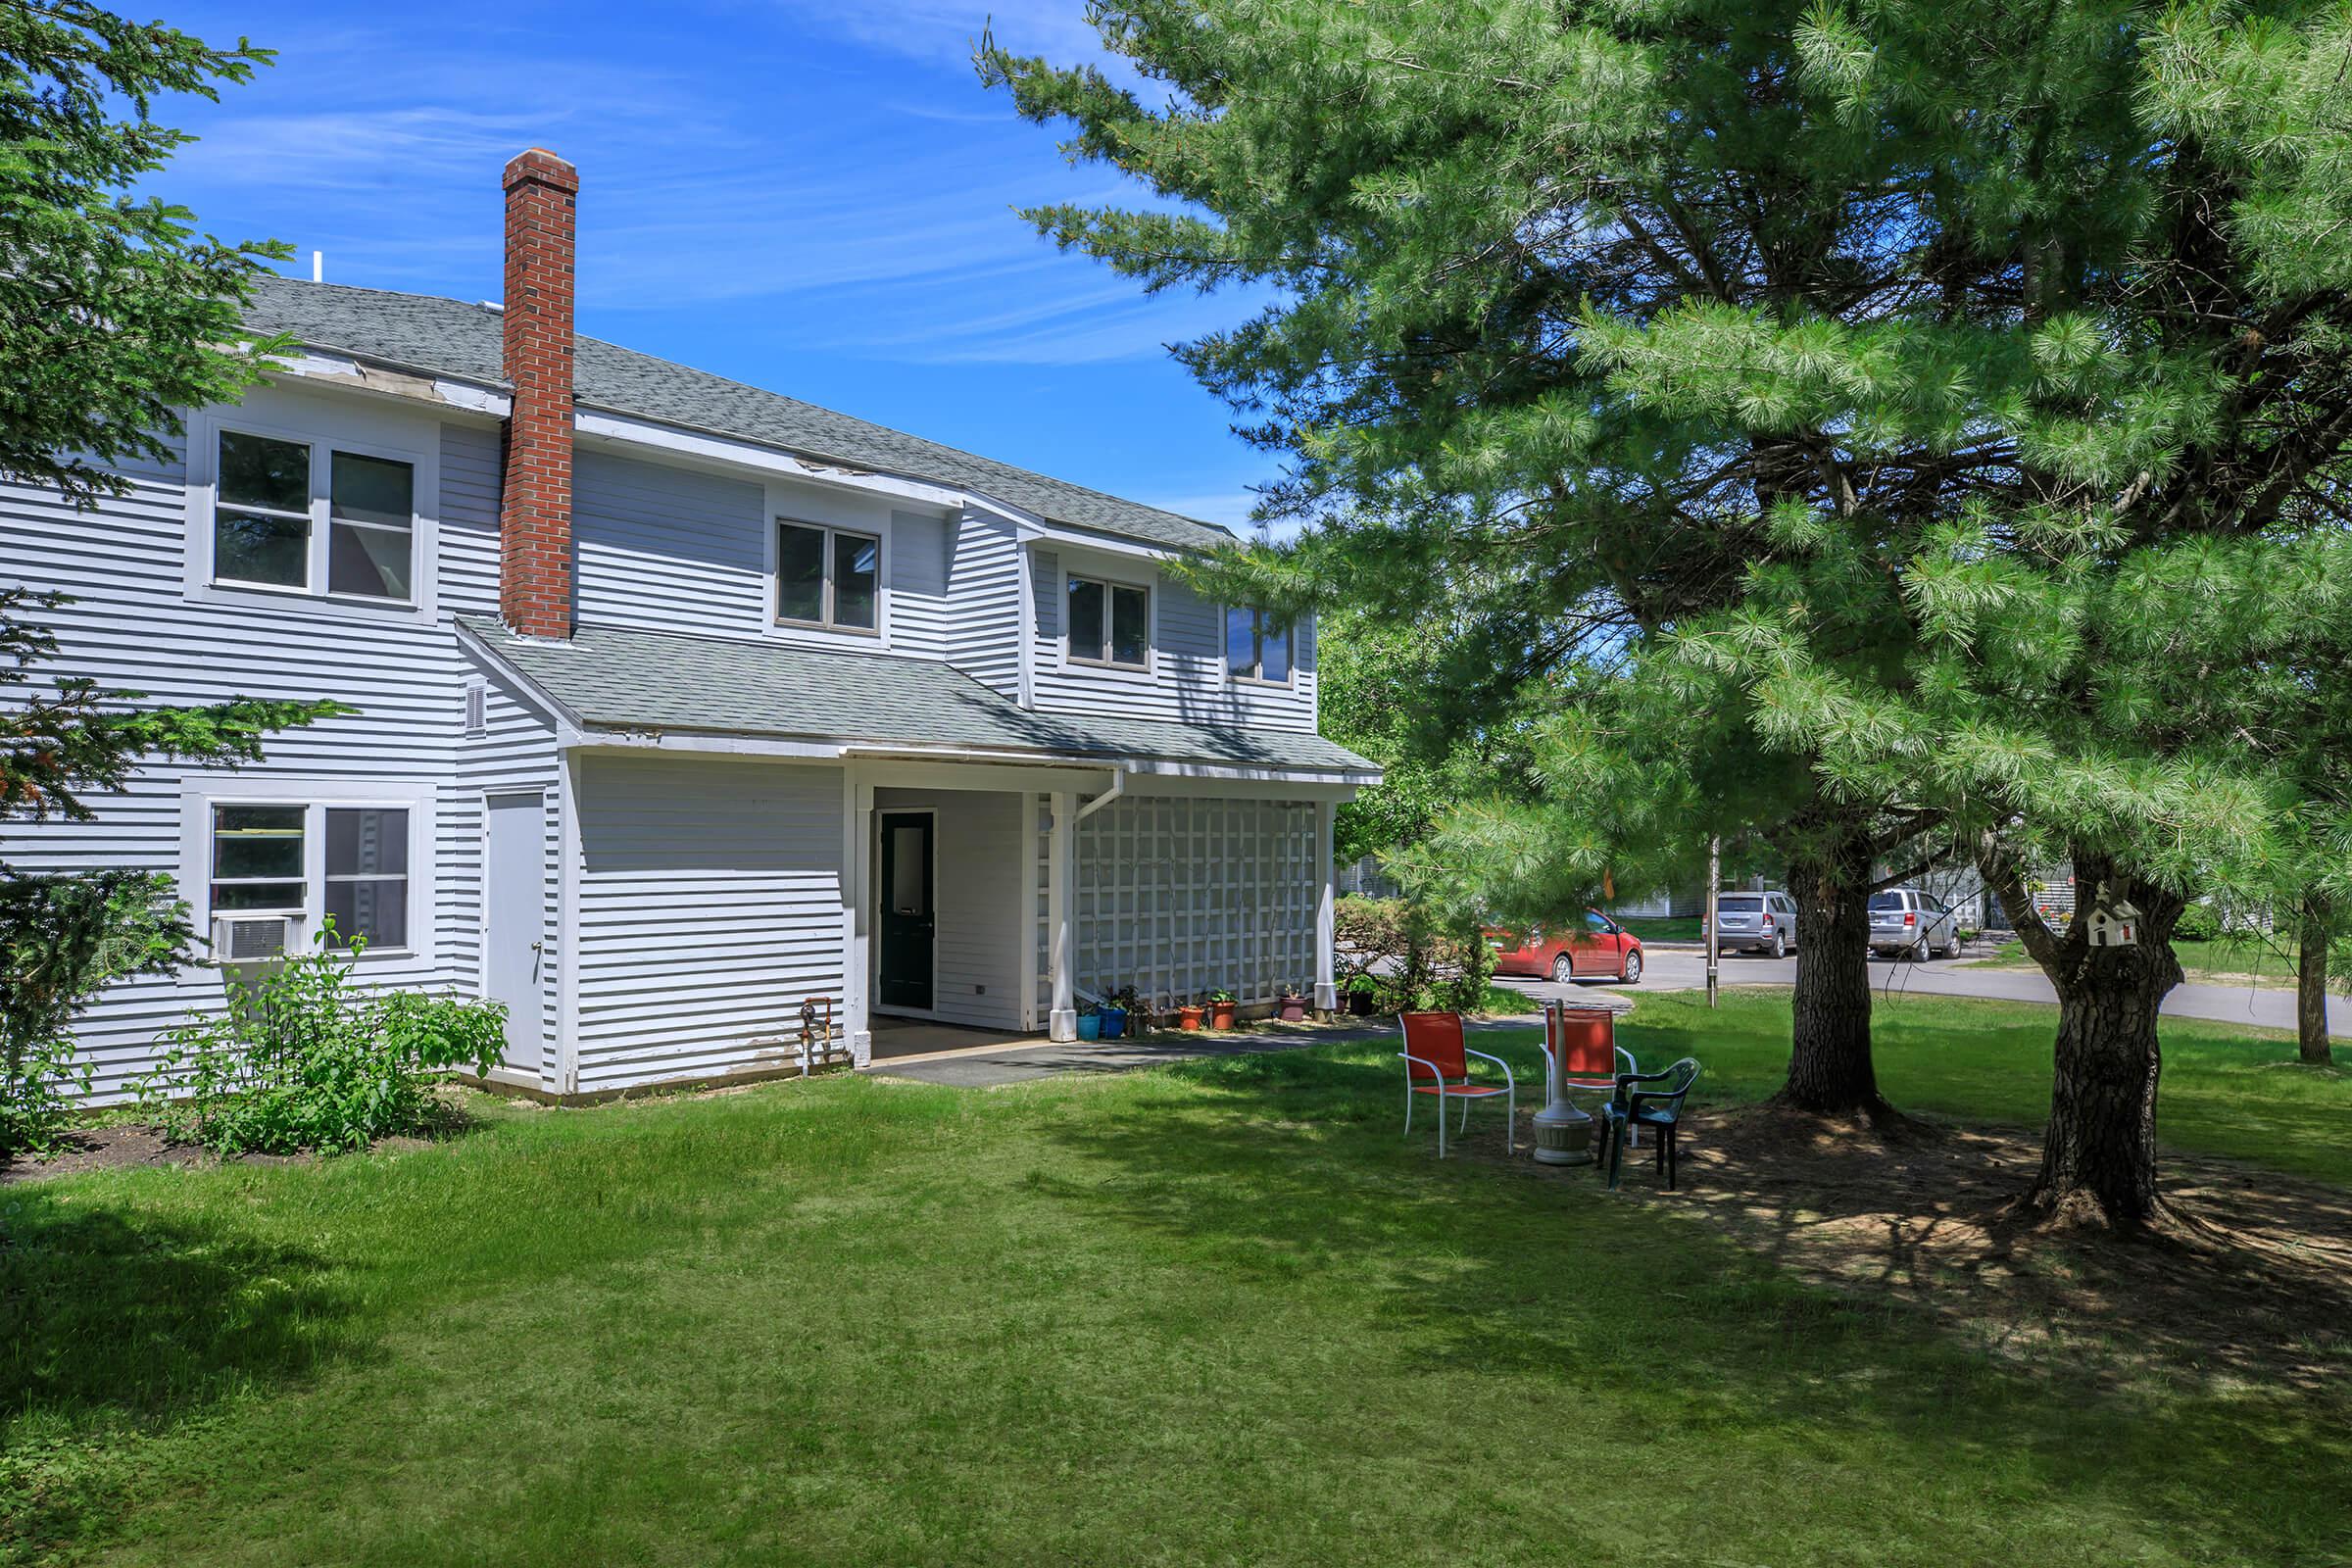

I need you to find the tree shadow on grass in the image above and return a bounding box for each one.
[1029,1049,2352,1564]
[0,1186,364,1553]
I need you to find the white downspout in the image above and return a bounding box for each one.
[1074,768,1127,822]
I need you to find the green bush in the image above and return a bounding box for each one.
[1333,896,1496,1013]
[143,926,505,1156]
[2175,902,2223,943]
[0,1031,90,1158]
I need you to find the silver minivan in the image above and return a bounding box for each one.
[1868,889,1962,959]
[1708,891,1798,957]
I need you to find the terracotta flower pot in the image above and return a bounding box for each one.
[1176,1004,1205,1031]
[1209,1000,1238,1030]
[1276,995,1307,1022]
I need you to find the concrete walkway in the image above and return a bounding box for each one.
[863,1015,1536,1089]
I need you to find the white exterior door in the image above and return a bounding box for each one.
[484,792,545,1074]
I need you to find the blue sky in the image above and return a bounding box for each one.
[149,1,1281,532]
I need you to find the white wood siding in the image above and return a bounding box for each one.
[0,380,492,1100]
[872,786,1024,1030]
[945,508,1023,698]
[574,755,846,1091]
[889,510,954,662]
[572,450,767,633]
[571,448,951,658]
[1029,547,1320,733]
[1032,794,1318,1014]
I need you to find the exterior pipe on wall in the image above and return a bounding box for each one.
[1073,769,1127,822]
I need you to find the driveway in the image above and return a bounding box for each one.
[1506,946,2351,1034]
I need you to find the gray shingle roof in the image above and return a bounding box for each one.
[243,274,1235,554]
[460,616,1378,778]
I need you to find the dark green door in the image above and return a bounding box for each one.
[877,811,935,1011]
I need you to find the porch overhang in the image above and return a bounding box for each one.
[457,614,1384,793]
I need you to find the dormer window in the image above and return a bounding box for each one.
[1226,607,1293,685]
[775,519,879,632]
[1066,574,1150,670]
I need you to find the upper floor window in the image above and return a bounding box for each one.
[775,519,878,632]
[1226,607,1293,685]
[1066,575,1150,670]
[214,429,415,602]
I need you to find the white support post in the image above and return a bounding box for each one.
[1313,798,1338,1014]
[1048,788,1077,1041]
[843,765,874,1065]
[556,750,584,1095]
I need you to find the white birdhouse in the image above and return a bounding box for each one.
[2085,884,2139,949]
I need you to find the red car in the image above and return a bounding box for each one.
[1486,909,1644,984]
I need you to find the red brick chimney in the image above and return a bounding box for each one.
[500,147,578,639]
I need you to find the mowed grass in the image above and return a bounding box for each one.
[5,993,2348,1568]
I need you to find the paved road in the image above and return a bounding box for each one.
[1503,945,2351,1034]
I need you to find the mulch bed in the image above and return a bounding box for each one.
[2,1123,438,1186]
[1488,1104,2352,1389]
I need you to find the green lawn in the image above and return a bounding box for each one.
[6,993,2347,1567]
[1615,914,1701,942]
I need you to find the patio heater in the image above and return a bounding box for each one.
[1532,996,1632,1166]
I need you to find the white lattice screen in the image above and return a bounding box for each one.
[1033,794,1317,1012]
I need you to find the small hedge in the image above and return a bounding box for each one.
[143,929,505,1156]
[1334,896,1496,1013]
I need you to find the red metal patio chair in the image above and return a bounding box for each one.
[1544,1002,1641,1147]
[1399,1010,1516,1158]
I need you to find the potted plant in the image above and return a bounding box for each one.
[1346,973,1381,1016]
[1275,984,1308,1023]
[1175,997,1206,1031]
[1101,986,1138,1039]
[1206,988,1239,1030]
[1076,999,1102,1041]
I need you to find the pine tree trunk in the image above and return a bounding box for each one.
[2023,946,2174,1226]
[1773,840,1886,1117]
[2298,901,2333,1067]
[2003,856,2185,1231]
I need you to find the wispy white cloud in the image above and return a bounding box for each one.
[764,0,1112,74]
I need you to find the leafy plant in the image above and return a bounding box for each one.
[2175,903,2224,944]
[142,925,504,1156]
[1333,896,1496,1012]
[0,1032,90,1157]
[1206,988,1237,1004]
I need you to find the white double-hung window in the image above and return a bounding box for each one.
[1066,574,1151,670]
[1226,607,1293,685]
[212,427,417,603]
[204,801,416,952]
[774,519,880,632]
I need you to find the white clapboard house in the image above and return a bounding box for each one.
[7,148,1379,1100]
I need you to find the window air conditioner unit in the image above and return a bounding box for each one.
[212,914,294,963]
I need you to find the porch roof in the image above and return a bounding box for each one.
[458,615,1381,780]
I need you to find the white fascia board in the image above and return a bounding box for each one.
[268,349,510,421]
[1027,524,1182,564]
[564,730,848,761]
[574,407,968,514]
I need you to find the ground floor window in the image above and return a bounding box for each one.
[203,799,416,952]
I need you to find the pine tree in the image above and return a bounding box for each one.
[2,5,334,1151]
[986,0,2352,1222]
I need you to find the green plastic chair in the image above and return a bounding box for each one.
[1599,1057,1700,1191]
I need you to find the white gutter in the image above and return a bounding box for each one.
[1074,768,1127,821]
